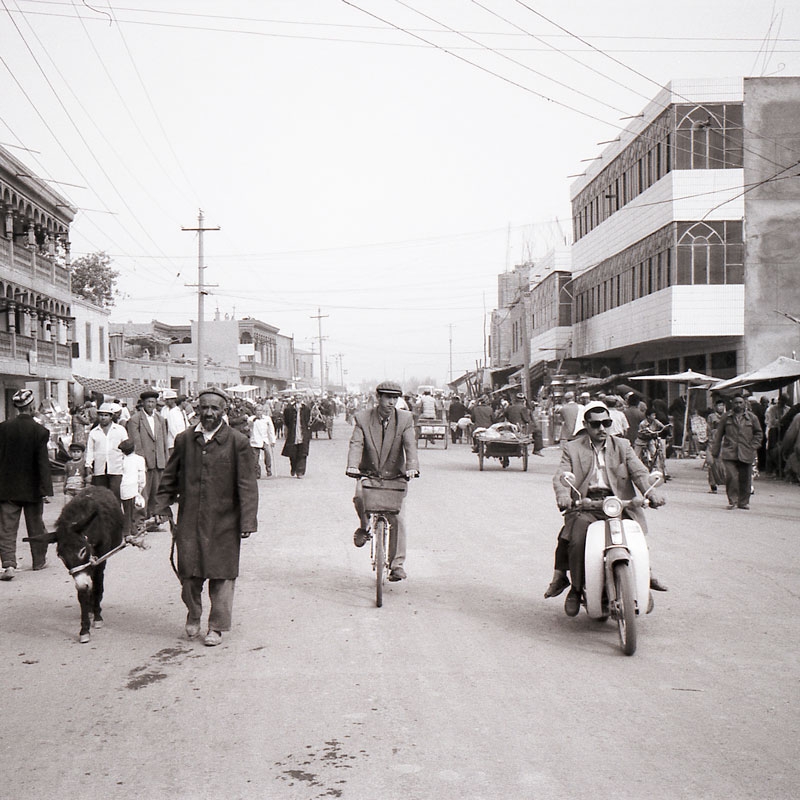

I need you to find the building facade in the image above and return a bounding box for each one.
[0,146,75,419]
[567,76,800,390]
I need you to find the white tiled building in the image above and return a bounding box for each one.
[567,76,800,385]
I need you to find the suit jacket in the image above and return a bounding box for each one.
[0,413,53,502]
[155,423,258,580]
[281,402,311,457]
[553,433,651,530]
[348,408,419,479]
[127,409,168,470]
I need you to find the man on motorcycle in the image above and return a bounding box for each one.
[346,381,419,582]
[549,402,666,616]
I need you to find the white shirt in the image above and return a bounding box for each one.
[250,416,276,448]
[85,423,128,476]
[195,421,223,442]
[120,453,146,501]
[144,411,156,437]
[589,441,611,491]
[165,405,187,449]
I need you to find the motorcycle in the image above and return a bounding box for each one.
[560,470,663,656]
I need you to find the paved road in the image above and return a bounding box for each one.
[2,421,798,799]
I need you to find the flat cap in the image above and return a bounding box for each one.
[198,386,229,402]
[375,380,402,396]
[140,389,159,400]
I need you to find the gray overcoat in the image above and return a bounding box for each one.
[155,423,258,580]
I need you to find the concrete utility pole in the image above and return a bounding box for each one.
[448,324,454,383]
[182,209,219,390]
[310,308,328,395]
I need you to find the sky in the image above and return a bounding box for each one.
[1,0,799,387]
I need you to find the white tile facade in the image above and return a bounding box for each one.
[571,170,744,272]
[530,326,571,362]
[572,285,744,357]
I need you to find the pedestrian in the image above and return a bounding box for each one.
[623,392,645,446]
[605,396,629,438]
[119,439,146,544]
[711,393,763,510]
[282,395,311,478]
[705,399,727,493]
[0,389,54,579]
[154,388,258,647]
[127,389,169,524]
[447,394,468,444]
[64,442,87,497]
[249,408,276,478]
[85,402,128,501]
[557,391,582,441]
[162,389,188,453]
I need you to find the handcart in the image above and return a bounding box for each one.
[475,426,531,471]
[416,417,448,449]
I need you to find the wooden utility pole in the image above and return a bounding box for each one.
[448,324,453,383]
[182,209,219,390]
[310,308,328,395]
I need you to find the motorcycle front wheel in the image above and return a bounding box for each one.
[613,562,637,656]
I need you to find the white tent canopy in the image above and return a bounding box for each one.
[226,384,258,396]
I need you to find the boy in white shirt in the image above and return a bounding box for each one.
[119,439,147,545]
[249,409,276,478]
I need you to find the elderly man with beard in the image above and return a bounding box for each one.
[548,401,666,616]
[154,388,258,647]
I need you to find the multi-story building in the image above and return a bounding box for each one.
[70,297,111,401]
[0,145,75,419]
[567,76,800,392]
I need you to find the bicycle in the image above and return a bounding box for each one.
[358,475,408,607]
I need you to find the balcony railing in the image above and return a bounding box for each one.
[56,342,71,367]
[0,330,12,358]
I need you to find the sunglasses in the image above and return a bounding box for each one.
[587,419,613,428]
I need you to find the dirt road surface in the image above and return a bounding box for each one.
[2,421,797,799]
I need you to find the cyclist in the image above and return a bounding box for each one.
[346,381,419,582]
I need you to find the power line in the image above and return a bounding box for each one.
[392,0,630,116]
[12,5,800,53]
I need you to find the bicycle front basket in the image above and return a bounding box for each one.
[361,477,407,513]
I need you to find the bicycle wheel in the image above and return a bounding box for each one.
[374,518,386,608]
[613,561,637,656]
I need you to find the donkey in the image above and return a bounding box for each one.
[52,487,123,643]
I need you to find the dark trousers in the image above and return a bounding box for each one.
[289,455,307,476]
[564,509,606,592]
[143,468,163,518]
[0,501,48,568]
[121,498,145,539]
[724,459,752,507]
[91,473,122,502]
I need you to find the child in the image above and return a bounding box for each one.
[64,442,87,497]
[119,439,147,545]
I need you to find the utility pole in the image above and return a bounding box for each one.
[448,324,454,384]
[182,209,219,390]
[310,307,328,395]
[334,353,345,390]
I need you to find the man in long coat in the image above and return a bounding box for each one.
[282,396,311,478]
[154,388,258,646]
[0,389,53,579]
[346,381,419,581]
[127,389,169,521]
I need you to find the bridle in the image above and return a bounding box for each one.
[67,539,128,575]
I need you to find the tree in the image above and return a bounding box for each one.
[70,251,119,308]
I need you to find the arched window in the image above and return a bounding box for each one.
[676,106,725,169]
[678,222,724,284]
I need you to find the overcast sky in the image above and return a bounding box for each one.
[2,0,798,386]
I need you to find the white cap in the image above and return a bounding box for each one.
[162,389,178,399]
[98,403,116,414]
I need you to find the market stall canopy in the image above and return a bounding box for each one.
[226,384,259,396]
[711,356,800,393]
[73,375,159,400]
[630,369,720,387]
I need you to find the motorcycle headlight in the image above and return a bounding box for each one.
[603,496,622,517]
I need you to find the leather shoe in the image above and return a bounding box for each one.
[32,561,47,571]
[1,566,16,581]
[204,630,223,647]
[185,620,201,639]
[650,576,668,592]
[727,503,737,510]
[388,566,407,582]
[564,589,580,617]
[353,527,369,548]
[544,571,570,598]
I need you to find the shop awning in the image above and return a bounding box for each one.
[73,375,160,400]
[712,356,800,393]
